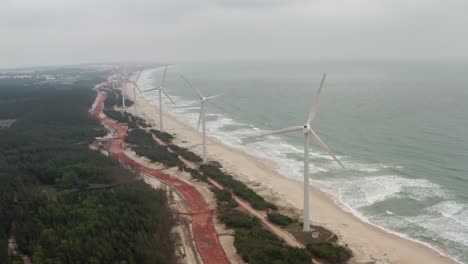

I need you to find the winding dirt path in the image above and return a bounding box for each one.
[91,90,229,264]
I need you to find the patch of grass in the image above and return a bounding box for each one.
[125,127,153,146]
[217,208,311,263]
[105,89,133,108]
[169,144,202,163]
[184,167,207,181]
[306,242,351,264]
[103,109,127,123]
[219,209,258,229]
[267,213,295,227]
[125,129,183,169]
[200,164,277,211]
[150,129,174,144]
[212,188,238,208]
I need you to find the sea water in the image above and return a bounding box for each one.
[137,60,468,263]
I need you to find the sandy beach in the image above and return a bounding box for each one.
[124,83,459,264]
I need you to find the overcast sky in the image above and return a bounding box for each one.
[1,0,467,68]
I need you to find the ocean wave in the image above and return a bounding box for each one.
[138,68,465,264]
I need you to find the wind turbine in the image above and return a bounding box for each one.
[258,73,344,232]
[141,66,176,131]
[181,75,222,163]
[111,67,121,98]
[120,74,126,107]
[127,70,143,116]
[118,68,127,107]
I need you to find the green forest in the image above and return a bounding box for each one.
[0,74,176,263]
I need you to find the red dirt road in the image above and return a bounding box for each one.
[91,91,229,264]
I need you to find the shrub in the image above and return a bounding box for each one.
[267,213,295,227]
[104,91,133,108]
[212,188,238,208]
[125,129,183,169]
[104,92,117,108]
[103,110,128,123]
[103,108,147,130]
[169,144,202,162]
[219,209,258,229]
[233,223,311,264]
[134,146,182,168]
[209,172,310,264]
[184,167,207,181]
[125,128,152,146]
[150,129,174,144]
[200,165,277,210]
[306,242,351,264]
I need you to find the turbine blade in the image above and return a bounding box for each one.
[259,126,302,137]
[180,75,203,98]
[197,108,202,130]
[307,73,327,124]
[142,88,159,93]
[131,81,143,95]
[205,94,222,100]
[161,66,168,85]
[134,70,143,82]
[161,88,176,104]
[309,128,345,169]
[171,105,197,109]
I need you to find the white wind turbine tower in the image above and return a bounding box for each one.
[128,70,143,116]
[112,67,122,100]
[118,69,127,107]
[259,73,344,232]
[141,66,176,131]
[120,74,126,107]
[181,75,222,164]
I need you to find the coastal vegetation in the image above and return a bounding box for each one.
[150,129,173,143]
[16,182,175,263]
[211,187,239,208]
[0,76,176,263]
[217,199,311,263]
[306,243,351,264]
[267,212,295,227]
[103,87,352,264]
[125,128,183,168]
[200,164,278,210]
[104,88,133,108]
[169,144,203,162]
[102,108,148,129]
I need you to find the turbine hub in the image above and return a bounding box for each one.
[303,124,311,133]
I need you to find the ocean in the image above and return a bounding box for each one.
[137,60,468,263]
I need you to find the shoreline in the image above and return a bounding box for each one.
[126,77,460,264]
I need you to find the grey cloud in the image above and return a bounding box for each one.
[0,0,467,68]
[215,0,305,9]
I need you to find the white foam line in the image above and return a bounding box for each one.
[334,191,464,264]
